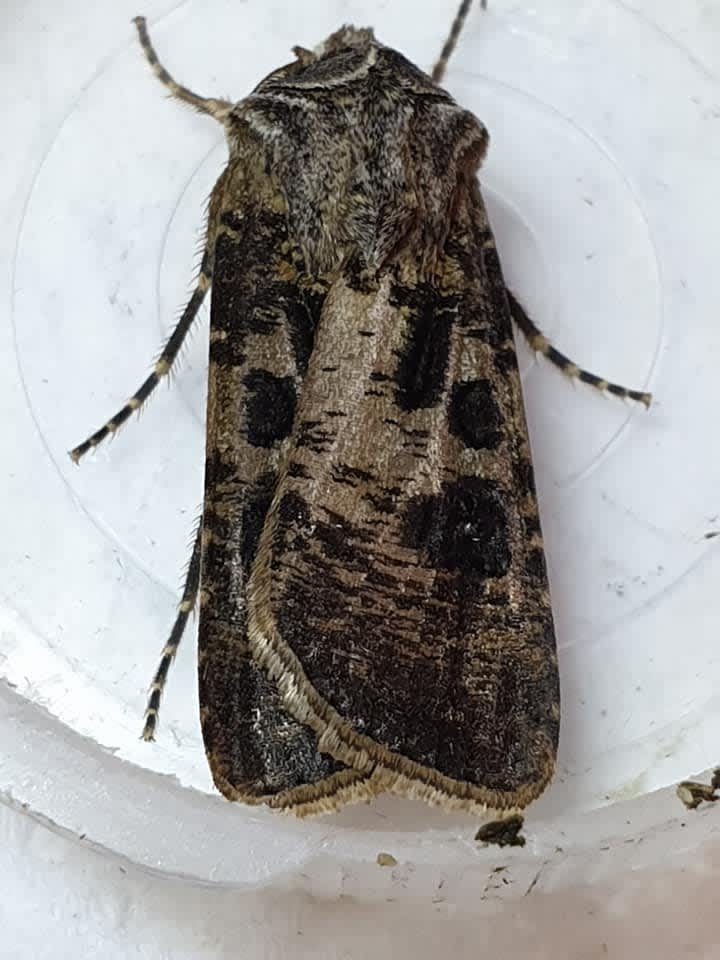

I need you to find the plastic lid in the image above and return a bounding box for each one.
[4,0,720,892]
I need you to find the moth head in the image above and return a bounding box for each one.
[312,25,376,57]
[256,25,376,86]
[288,25,377,67]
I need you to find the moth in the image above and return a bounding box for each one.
[70,2,650,826]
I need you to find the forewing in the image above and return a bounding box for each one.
[247,182,559,812]
[199,153,378,812]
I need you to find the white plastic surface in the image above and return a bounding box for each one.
[2,0,720,898]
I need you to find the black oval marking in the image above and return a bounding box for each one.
[244,370,296,447]
[402,477,511,577]
[449,379,502,449]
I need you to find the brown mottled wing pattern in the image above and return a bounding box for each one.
[200,27,559,815]
[248,182,558,813]
[199,149,378,812]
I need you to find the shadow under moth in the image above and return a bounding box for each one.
[70,1,651,840]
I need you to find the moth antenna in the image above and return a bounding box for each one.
[133,16,233,125]
[507,289,652,408]
[68,250,213,463]
[431,0,486,85]
[142,519,202,741]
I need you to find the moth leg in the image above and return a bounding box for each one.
[432,0,486,85]
[507,289,652,408]
[68,249,212,463]
[133,16,233,125]
[142,520,202,741]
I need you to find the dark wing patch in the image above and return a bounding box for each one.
[401,478,511,577]
[448,379,503,449]
[244,370,296,447]
[392,283,457,411]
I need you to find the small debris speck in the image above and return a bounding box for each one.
[376,852,398,868]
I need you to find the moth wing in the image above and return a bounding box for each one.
[198,155,381,813]
[247,183,559,813]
